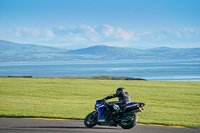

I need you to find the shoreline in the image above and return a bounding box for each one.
[1,76,200,81]
[0,76,146,80]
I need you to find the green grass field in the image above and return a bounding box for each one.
[0,77,199,127]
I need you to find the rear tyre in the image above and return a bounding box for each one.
[119,112,138,129]
[84,111,98,127]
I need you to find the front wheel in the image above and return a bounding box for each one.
[84,111,98,127]
[119,112,138,129]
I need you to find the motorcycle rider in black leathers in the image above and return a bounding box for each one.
[102,87,131,113]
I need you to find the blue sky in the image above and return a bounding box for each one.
[0,0,200,49]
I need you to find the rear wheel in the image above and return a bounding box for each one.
[119,112,138,129]
[84,111,98,127]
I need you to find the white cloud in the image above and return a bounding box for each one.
[138,31,151,36]
[51,25,99,42]
[68,25,78,29]
[45,29,54,38]
[80,25,99,41]
[80,25,96,33]
[137,28,200,48]
[64,33,87,42]
[53,24,137,42]
[58,26,65,30]
[2,25,200,49]
[31,29,40,37]
[16,27,40,37]
[102,24,137,41]
[103,24,114,36]
[173,30,182,38]
[115,27,134,41]
[183,28,200,33]
[15,27,21,37]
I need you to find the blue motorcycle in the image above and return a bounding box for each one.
[84,100,145,129]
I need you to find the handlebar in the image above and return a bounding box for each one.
[97,99,107,104]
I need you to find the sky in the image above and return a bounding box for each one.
[0,0,200,49]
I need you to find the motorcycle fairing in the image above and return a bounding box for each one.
[95,101,107,120]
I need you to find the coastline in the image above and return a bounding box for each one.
[0,76,146,80]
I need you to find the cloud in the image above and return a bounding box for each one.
[137,28,200,48]
[80,25,96,33]
[102,24,137,41]
[103,24,114,36]
[162,28,200,41]
[80,25,99,41]
[45,29,54,38]
[58,26,65,30]
[15,27,21,37]
[115,27,135,41]
[15,27,40,37]
[51,24,137,42]
[1,25,200,49]
[183,28,200,33]
[63,33,87,42]
[52,25,99,42]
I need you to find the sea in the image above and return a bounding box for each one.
[0,59,200,81]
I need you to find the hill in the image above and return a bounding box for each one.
[67,45,138,60]
[67,45,200,60]
[0,40,200,62]
[0,40,66,53]
[0,40,68,62]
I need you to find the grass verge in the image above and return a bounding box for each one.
[0,77,199,127]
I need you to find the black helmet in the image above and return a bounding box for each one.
[116,87,125,94]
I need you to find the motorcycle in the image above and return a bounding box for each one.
[84,100,145,129]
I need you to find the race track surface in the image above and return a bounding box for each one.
[0,118,199,133]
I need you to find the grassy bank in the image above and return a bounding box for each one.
[0,77,199,127]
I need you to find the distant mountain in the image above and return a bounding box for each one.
[148,47,200,59]
[67,45,200,60]
[68,45,122,55]
[0,40,67,53]
[0,40,200,62]
[0,40,68,62]
[67,45,137,60]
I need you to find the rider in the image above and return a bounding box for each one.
[102,87,131,113]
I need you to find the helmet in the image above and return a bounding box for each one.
[116,87,125,94]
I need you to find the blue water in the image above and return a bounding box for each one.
[0,59,200,81]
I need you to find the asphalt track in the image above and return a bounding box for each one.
[0,118,199,133]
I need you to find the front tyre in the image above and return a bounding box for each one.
[84,111,98,127]
[119,112,138,129]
